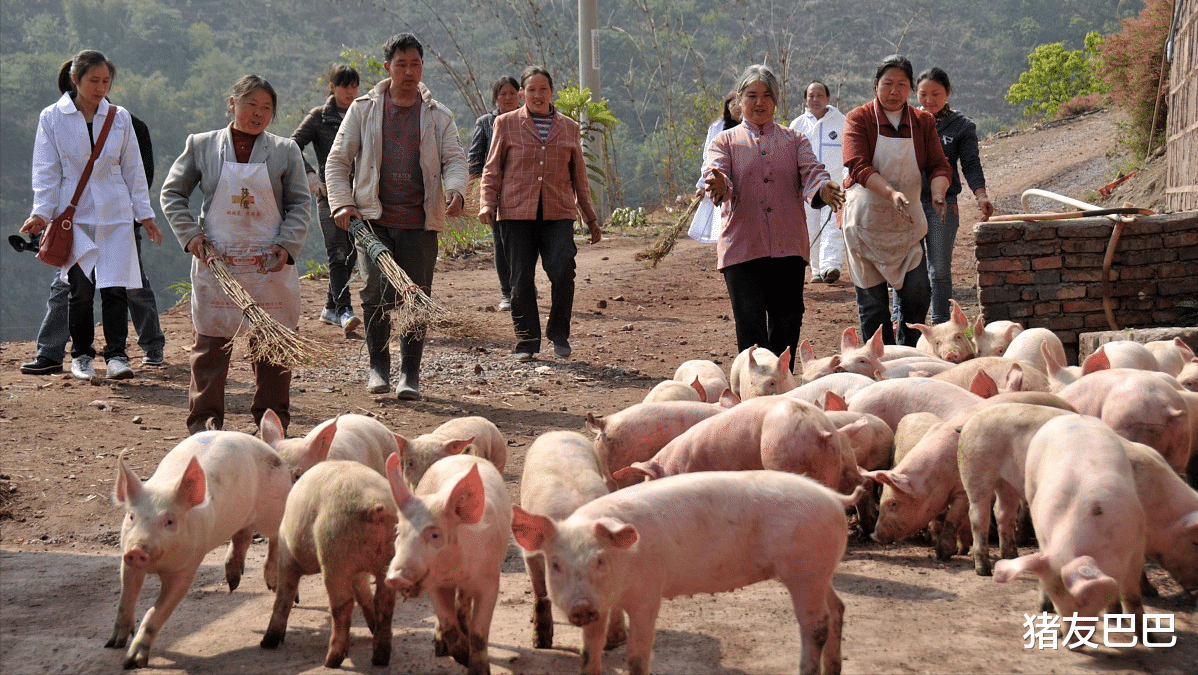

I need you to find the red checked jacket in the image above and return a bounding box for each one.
[479,106,598,226]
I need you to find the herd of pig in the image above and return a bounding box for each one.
[104,299,1198,675]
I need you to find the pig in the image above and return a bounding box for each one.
[825,411,894,472]
[643,378,704,403]
[956,403,1073,576]
[1001,327,1066,375]
[846,377,987,430]
[1145,337,1196,377]
[1057,368,1192,475]
[385,454,511,675]
[786,372,876,406]
[881,344,930,361]
[585,401,726,478]
[1094,340,1160,371]
[835,326,887,379]
[1123,440,1198,593]
[971,315,1024,357]
[880,356,955,379]
[1181,358,1198,392]
[994,415,1146,627]
[395,416,507,489]
[911,299,976,363]
[106,432,292,669]
[1041,342,1110,391]
[892,412,941,466]
[511,471,860,675]
[931,357,1051,393]
[519,431,624,650]
[672,359,729,402]
[260,460,398,667]
[798,339,840,384]
[613,395,844,492]
[730,345,796,399]
[259,409,396,479]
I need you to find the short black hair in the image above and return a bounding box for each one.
[520,66,554,91]
[806,80,831,98]
[873,54,914,87]
[491,76,519,105]
[916,67,952,96]
[329,65,360,88]
[229,74,278,118]
[383,33,424,62]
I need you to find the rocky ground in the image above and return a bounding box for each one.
[0,109,1192,674]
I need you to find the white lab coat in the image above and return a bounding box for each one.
[789,106,847,275]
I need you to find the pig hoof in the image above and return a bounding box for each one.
[122,653,147,670]
[260,632,284,649]
[434,636,449,657]
[324,652,346,669]
[226,574,241,592]
[372,643,391,666]
[604,633,627,651]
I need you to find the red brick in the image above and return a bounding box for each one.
[1061,269,1105,283]
[1005,272,1034,284]
[1063,299,1105,312]
[1032,256,1063,270]
[977,259,1027,273]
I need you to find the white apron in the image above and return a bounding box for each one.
[190,152,300,337]
[843,106,927,289]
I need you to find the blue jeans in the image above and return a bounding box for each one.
[923,201,959,323]
[497,218,576,354]
[721,256,807,363]
[318,196,357,313]
[856,257,930,347]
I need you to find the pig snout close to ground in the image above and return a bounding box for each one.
[395,415,507,490]
[912,299,976,363]
[1123,440,1198,594]
[259,409,397,479]
[511,470,859,675]
[730,345,797,399]
[260,460,398,668]
[519,431,625,650]
[385,453,511,675]
[672,359,730,402]
[613,395,844,492]
[993,415,1146,630]
[107,431,292,669]
[585,401,725,480]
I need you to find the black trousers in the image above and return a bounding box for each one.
[721,255,807,366]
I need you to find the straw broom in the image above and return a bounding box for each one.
[635,194,702,268]
[200,241,334,367]
[349,218,449,338]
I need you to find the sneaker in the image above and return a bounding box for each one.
[497,295,512,312]
[318,307,338,325]
[553,341,572,358]
[70,355,96,381]
[339,310,361,334]
[513,351,536,363]
[141,353,165,367]
[822,269,841,284]
[106,357,135,380]
[20,357,63,375]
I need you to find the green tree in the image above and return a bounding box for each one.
[1006,31,1106,119]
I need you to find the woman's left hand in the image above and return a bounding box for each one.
[585,220,603,245]
[931,193,947,223]
[819,181,845,211]
[20,215,48,235]
[445,191,464,218]
[140,218,163,245]
[264,244,287,273]
[977,196,995,220]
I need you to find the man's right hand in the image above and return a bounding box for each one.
[334,206,361,231]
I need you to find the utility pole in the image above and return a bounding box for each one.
[578,0,605,217]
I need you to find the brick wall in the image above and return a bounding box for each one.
[974,211,1198,361]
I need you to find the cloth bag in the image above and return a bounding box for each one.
[37,107,116,267]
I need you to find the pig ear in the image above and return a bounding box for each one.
[1040,341,1064,373]
[688,376,707,403]
[969,371,999,398]
[867,470,913,495]
[386,453,414,508]
[993,552,1050,584]
[114,452,142,505]
[448,464,486,525]
[1174,337,1195,360]
[175,456,207,509]
[719,388,740,408]
[259,409,286,448]
[585,412,605,434]
[823,391,848,412]
[950,299,968,328]
[308,417,339,463]
[971,313,986,344]
[612,466,653,486]
[799,339,816,364]
[747,345,760,367]
[393,433,411,457]
[840,327,859,352]
[594,517,639,550]
[444,437,475,456]
[511,506,555,551]
[1081,348,1110,375]
[867,327,885,357]
[777,347,792,374]
[1003,363,1025,392]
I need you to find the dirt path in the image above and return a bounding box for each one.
[1,109,1192,674]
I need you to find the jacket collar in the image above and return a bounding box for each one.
[320,94,346,124]
[370,79,436,108]
[219,124,269,164]
[516,105,560,141]
[54,92,113,119]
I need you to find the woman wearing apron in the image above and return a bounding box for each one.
[161,75,310,435]
[842,55,952,346]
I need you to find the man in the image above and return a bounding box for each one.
[325,33,468,400]
[789,80,846,284]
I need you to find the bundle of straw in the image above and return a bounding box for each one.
[635,195,702,267]
[200,242,334,367]
[349,218,448,338]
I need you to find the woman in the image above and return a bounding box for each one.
[917,67,995,323]
[20,50,162,382]
[479,66,602,362]
[702,64,843,363]
[842,54,952,346]
[687,91,741,243]
[469,75,521,310]
[292,65,361,335]
[161,75,309,435]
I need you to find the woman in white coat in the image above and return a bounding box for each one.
[687,91,741,242]
[20,50,161,381]
[161,75,310,435]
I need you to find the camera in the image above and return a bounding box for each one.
[9,233,40,254]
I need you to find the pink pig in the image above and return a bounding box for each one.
[259,409,397,479]
[395,416,508,489]
[730,345,797,399]
[971,315,1024,357]
[911,299,976,363]
[585,401,725,479]
[512,471,860,675]
[672,359,730,402]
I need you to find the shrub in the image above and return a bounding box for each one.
[1006,32,1107,119]
[1056,92,1106,118]
[1100,0,1173,152]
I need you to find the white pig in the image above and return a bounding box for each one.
[911,299,976,363]
[971,315,1024,357]
[1145,337,1196,377]
[1001,327,1066,375]
[259,409,397,479]
[931,357,1051,393]
[385,454,511,675]
[1094,340,1159,371]
[395,415,507,489]
[106,432,292,668]
[585,401,725,478]
[730,345,796,399]
[642,378,704,403]
[260,460,398,667]
[1180,358,1198,392]
[511,471,859,675]
[798,339,841,384]
[994,415,1145,626]
[846,377,987,430]
[519,431,624,650]
[672,359,730,402]
[1041,341,1110,391]
[787,372,876,405]
[836,326,888,378]
[1122,440,1198,593]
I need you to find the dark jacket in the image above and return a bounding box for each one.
[921,109,985,204]
[290,95,346,182]
[468,109,500,177]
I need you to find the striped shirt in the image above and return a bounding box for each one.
[531,109,554,142]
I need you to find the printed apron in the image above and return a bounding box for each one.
[843,106,928,290]
[191,154,300,338]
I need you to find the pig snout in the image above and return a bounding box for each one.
[943,351,963,364]
[384,567,426,598]
[567,601,600,627]
[123,547,151,569]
